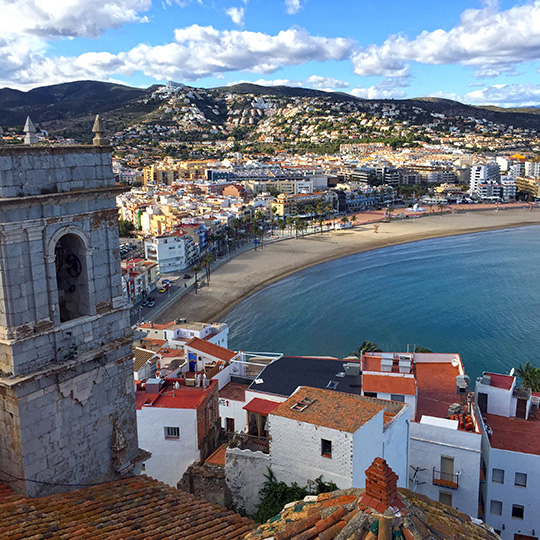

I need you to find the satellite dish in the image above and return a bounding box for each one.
[451,358,459,367]
[510,368,515,377]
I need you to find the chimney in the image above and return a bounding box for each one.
[361,457,403,512]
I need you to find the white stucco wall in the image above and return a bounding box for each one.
[219,395,248,432]
[381,408,409,488]
[351,412,384,488]
[409,421,481,516]
[476,380,515,417]
[137,407,200,487]
[372,392,416,421]
[484,447,540,540]
[269,415,354,489]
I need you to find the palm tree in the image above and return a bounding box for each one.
[351,215,357,228]
[360,340,382,353]
[278,219,286,237]
[515,362,540,392]
[201,253,213,285]
[193,264,201,294]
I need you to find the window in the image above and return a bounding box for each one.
[364,392,377,398]
[321,439,332,458]
[164,426,180,439]
[439,491,452,506]
[390,394,405,402]
[515,472,527,487]
[492,468,504,483]
[490,500,502,515]
[512,504,524,519]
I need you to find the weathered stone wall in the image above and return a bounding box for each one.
[0,146,115,198]
[178,462,232,508]
[225,447,270,517]
[0,144,140,497]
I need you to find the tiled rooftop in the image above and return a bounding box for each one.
[271,387,385,433]
[185,337,238,362]
[136,379,216,409]
[219,381,248,401]
[244,488,498,540]
[485,411,540,455]
[0,476,255,540]
[415,361,463,422]
[362,373,417,395]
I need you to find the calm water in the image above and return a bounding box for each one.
[224,226,540,382]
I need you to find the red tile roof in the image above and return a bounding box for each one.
[136,380,217,410]
[205,443,228,466]
[362,374,417,396]
[485,411,540,455]
[271,387,385,433]
[243,397,281,416]
[219,382,248,401]
[485,372,514,390]
[415,362,462,422]
[0,476,255,540]
[185,337,238,362]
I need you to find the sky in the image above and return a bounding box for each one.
[1,0,540,107]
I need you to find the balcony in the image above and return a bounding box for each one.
[432,468,459,489]
[229,432,269,454]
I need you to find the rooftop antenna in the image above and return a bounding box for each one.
[92,114,109,146]
[24,116,38,145]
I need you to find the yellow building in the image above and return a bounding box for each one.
[516,176,540,199]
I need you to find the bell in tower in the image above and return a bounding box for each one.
[0,117,146,497]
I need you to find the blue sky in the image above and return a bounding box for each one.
[1,0,540,106]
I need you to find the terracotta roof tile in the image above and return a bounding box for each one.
[185,337,238,362]
[270,387,385,433]
[0,476,255,540]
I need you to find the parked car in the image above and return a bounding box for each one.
[159,287,167,293]
[147,301,155,308]
[183,274,192,279]
[142,300,149,307]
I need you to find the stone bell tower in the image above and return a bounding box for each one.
[0,118,144,497]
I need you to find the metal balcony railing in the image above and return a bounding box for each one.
[433,468,459,489]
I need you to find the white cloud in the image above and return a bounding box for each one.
[226,7,245,26]
[0,0,151,39]
[305,75,349,91]
[350,81,407,100]
[351,1,540,78]
[284,0,302,15]
[0,25,354,89]
[464,83,540,107]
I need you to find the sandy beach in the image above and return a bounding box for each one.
[156,207,540,324]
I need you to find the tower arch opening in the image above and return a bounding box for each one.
[54,233,90,322]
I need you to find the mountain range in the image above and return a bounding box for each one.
[1,80,538,143]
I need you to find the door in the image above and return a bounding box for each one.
[226,417,235,433]
[478,392,488,414]
[441,456,454,484]
[516,398,527,419]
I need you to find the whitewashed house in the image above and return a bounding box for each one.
[475,372,540,540]
[268,386,409,490]
[362,352,482,517]
[136,376,220,487]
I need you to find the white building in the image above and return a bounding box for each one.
[361,352,482,517]
[268,386,409,490]
[475,372,540,540]
[138,320,229,349]
[470,163,500,193]
[145,232,196,273]
[136,376,220,487]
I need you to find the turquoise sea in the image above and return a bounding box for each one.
[224,225,540,382]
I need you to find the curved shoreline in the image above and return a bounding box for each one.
[156,209,540,324]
